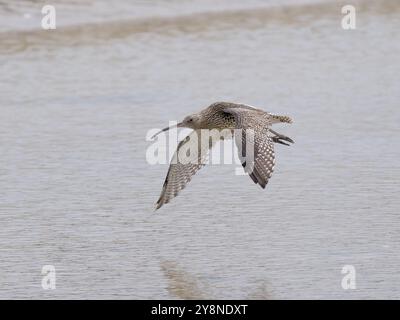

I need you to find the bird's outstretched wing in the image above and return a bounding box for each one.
[224,108,275,188]
[155,129,228,210]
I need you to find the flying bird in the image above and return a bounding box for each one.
[151,101,293,210]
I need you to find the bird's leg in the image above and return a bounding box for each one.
[270,129,294,146]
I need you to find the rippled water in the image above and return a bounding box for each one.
[1,0,400,299]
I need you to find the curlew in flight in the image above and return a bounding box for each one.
[151,101,293,210]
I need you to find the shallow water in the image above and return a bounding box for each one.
[1,0,400,299]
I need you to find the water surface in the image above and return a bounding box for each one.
[1,0,400,299]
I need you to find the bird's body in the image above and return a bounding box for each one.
[152,101,293,210]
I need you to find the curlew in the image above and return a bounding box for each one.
[151,101,293,210]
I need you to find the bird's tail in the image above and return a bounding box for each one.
[270,114,293,124]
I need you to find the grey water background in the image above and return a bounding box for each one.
[1,0,399,299]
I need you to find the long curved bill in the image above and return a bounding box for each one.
[151,122,183,140]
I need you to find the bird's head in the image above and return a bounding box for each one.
[151,113,201,139]
[180,114,201,129]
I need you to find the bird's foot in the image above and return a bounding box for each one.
[272,134,294,146]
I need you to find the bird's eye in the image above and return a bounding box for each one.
[189,118,193,122]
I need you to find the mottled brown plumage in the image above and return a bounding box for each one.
[152,101,293,210]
